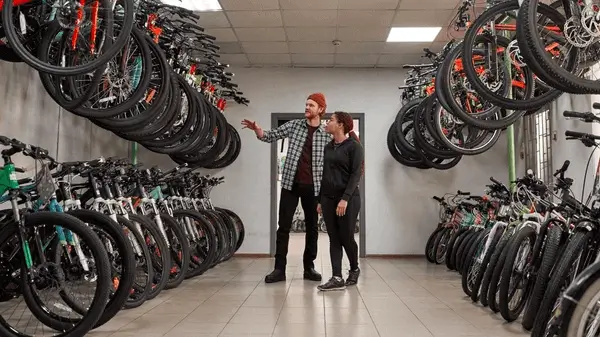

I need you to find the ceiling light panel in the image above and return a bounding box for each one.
[161,0,222,11]
[386,27,441,42]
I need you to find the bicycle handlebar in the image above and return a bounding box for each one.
[565,130,600,140]
[489,176,502,185]
[554,160,570,177]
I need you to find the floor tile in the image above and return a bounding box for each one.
[101,234,530,337]
[219,323,276,335]
[325,323,380,337]
[272,321,326,336]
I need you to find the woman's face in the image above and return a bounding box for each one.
[326,114,343,134]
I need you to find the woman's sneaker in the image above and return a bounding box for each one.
[346,268,360,286]
[317,277,346,291]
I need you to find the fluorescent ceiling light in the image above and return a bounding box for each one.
[386,27,442,42]
[161,0,222,11]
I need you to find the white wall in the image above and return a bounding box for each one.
[206,67,510,255]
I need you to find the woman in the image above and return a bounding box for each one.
[317,111,364,291]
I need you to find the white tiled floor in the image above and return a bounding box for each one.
[89,233,529,337]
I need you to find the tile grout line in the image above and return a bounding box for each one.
[322,249,327,337]
[269,265,297,336]
[216,258,264,337]
[359,258,386,337]
[364,258,436,337]
[159,258,259,337]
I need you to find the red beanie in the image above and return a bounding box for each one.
[307,93,327,113]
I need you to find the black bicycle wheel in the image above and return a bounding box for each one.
[461,0,558,110]
[66,209,140,327]
[159,213,190,290]
[499,226,537,322]
[17,212,111,335]
[2,0,135,76]
[522,225,562,330]
[126,214,169,300]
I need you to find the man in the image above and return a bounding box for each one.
[241,93,332,283]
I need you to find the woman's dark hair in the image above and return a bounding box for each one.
[333,111,364,175]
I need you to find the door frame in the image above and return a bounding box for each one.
[269,113,366,258]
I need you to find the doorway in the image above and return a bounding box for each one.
[269,113,366,258]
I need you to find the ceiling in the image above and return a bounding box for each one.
[195,0,468,68]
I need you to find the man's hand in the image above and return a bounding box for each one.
[241,119,259,130]
[336,200,348,217]
[317,203,322,215]
[241,119,264,138]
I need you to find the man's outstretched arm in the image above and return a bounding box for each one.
[242,119,296,144]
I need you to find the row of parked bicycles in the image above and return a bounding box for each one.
[388,0,600,170]
[425,110,600,336]
[0,135,245,337]
[0,0,247,169]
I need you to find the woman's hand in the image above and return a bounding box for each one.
[336,200,348,217]
[317,204,322,215]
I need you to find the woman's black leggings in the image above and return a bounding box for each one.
[321,194,360,277]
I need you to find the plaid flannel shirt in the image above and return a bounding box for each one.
[259,119,332,196]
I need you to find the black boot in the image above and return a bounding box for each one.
[265,269,286,283]
[303,268,322,281]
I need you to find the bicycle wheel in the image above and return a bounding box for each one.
[522,225,563,330]
[66,209,140,326]
[426,227,445,263]
[215,207,245,252]
[461,0,559,111]
[2,0,134,76]
[461,229,489,297]
[531,231,595,337]
[158,213,190,290]
[126,214,169,299]
[480,228,514,307]
[173,210,218,278]
[12,212,111,336]
[499,226,537,322]
[470,226,504,302]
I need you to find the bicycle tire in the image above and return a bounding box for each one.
[426,227,445,263]
[216,207,245,252]
[433,227,452,264]
[459,230,484,276]
[522,225,562,330]
[158,213,190,290]
[172,210,218,278]
[67,209,141,325]
[531,231,593,337]
[487,232,515,312]
[461,0,559,111]
[69,26,153,118]
[126,214,169,300]
[520,0,599,94]
[2,0,134,76]
[445,227,467,270]
[18,212,110,335]
[461,230,489,296]
[480,228,513,307]
[470,226,504,302]
[562,274,600,336]
[499,226,536,322]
